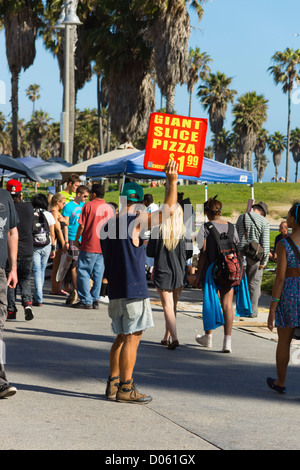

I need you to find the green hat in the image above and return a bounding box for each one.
[121,182,144,202]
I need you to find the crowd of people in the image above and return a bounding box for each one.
[0,165,299,402]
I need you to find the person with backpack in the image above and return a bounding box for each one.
[31,193,56,306]
[195,197,241,353]
[236,201,270,318]
[5,180,34,321]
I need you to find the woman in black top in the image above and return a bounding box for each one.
[147,203,193,349]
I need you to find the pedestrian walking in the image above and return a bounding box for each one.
[146,203,193,349]
[101,161,178,404]
[0,188,18,397]
[236,201,270,318]
[49,193,69,295]
[73,183,113,309]
[5,180,34,321]
[31,193,56,306]
[267,202,300,394]
[62,185,89,304]
[195,197,241,353]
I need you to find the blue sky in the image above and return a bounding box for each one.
[1,0,300,182]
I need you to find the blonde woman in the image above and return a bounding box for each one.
[49,193,69,295]
[147,203,193,349]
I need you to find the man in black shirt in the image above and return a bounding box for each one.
[0,187,18,397]
[5,180,34,321]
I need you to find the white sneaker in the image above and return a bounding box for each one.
[195,334,212,348]
[99,296,109,304]
[222,337,232,353]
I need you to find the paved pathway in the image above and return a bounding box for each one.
[1,282,300,451]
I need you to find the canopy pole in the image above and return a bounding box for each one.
[204,182,208,202]
[251,184,254,201]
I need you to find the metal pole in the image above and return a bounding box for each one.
[64,23,70,164]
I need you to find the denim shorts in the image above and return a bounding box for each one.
[108,298,154,335]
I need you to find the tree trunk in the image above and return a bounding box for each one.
[97,74,104,155]
[11,70,19,158]
[296,161,298,183]
[286,89,291,182]
[166,86,175,114]
[106,113,111,152]
[188,86,193,117]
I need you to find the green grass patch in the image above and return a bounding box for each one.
[104,181,300,218]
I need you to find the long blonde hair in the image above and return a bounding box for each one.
[159,203,186,251]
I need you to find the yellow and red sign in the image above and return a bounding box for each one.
[144,112,208,178]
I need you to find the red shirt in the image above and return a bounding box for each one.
[78,199,114,253]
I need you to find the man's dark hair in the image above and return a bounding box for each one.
[143,194,153,204]
[76,185,89,195]
[31,193,49,210]
[67,173,80,184]
[91,183,105,198]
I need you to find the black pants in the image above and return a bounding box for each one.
[0,268,8,386]
[6,255,33,312]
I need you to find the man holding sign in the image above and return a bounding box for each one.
[144,112,208,178]
[101,160,178,405]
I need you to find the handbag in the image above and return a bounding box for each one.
[242,213,264,262]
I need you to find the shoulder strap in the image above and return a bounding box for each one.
[227,222,234,239]
[285,236,300,262]
[205,221,233,243]
[247,212,260,233]
[205,222,221,245]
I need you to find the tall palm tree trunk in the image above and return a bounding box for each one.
[166,86,176,114]
[11,70,19,158]
[188,86,193,117]
[286,89,291,182]
[97,74,104,155]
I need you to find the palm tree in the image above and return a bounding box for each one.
[254,128,269,181]
[267,131,286,181]
[211,128,233,164]
[0,1,43,157]
[26,110,52,157]
[268,48,300,182]
[290,127,300,182]
[254,154,268,182]
[232,91,268,171]
[197,71,237,161]
[26,83,40,114]
[187,47,211,116]
[146,0,191,114]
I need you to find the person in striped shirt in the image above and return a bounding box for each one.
[236,201,270,318]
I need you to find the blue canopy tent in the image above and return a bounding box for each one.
[86,150,254,199]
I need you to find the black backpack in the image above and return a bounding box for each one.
[205,221,243,288]
[32,208,50,247]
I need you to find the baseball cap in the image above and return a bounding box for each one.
[121,182,144,202]
[252,201,268,216]
[6,179,22,194]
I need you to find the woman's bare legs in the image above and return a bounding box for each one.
[275,327,294,387]
[157,287,183,343]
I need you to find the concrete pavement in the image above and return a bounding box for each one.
[1,281,300,451]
